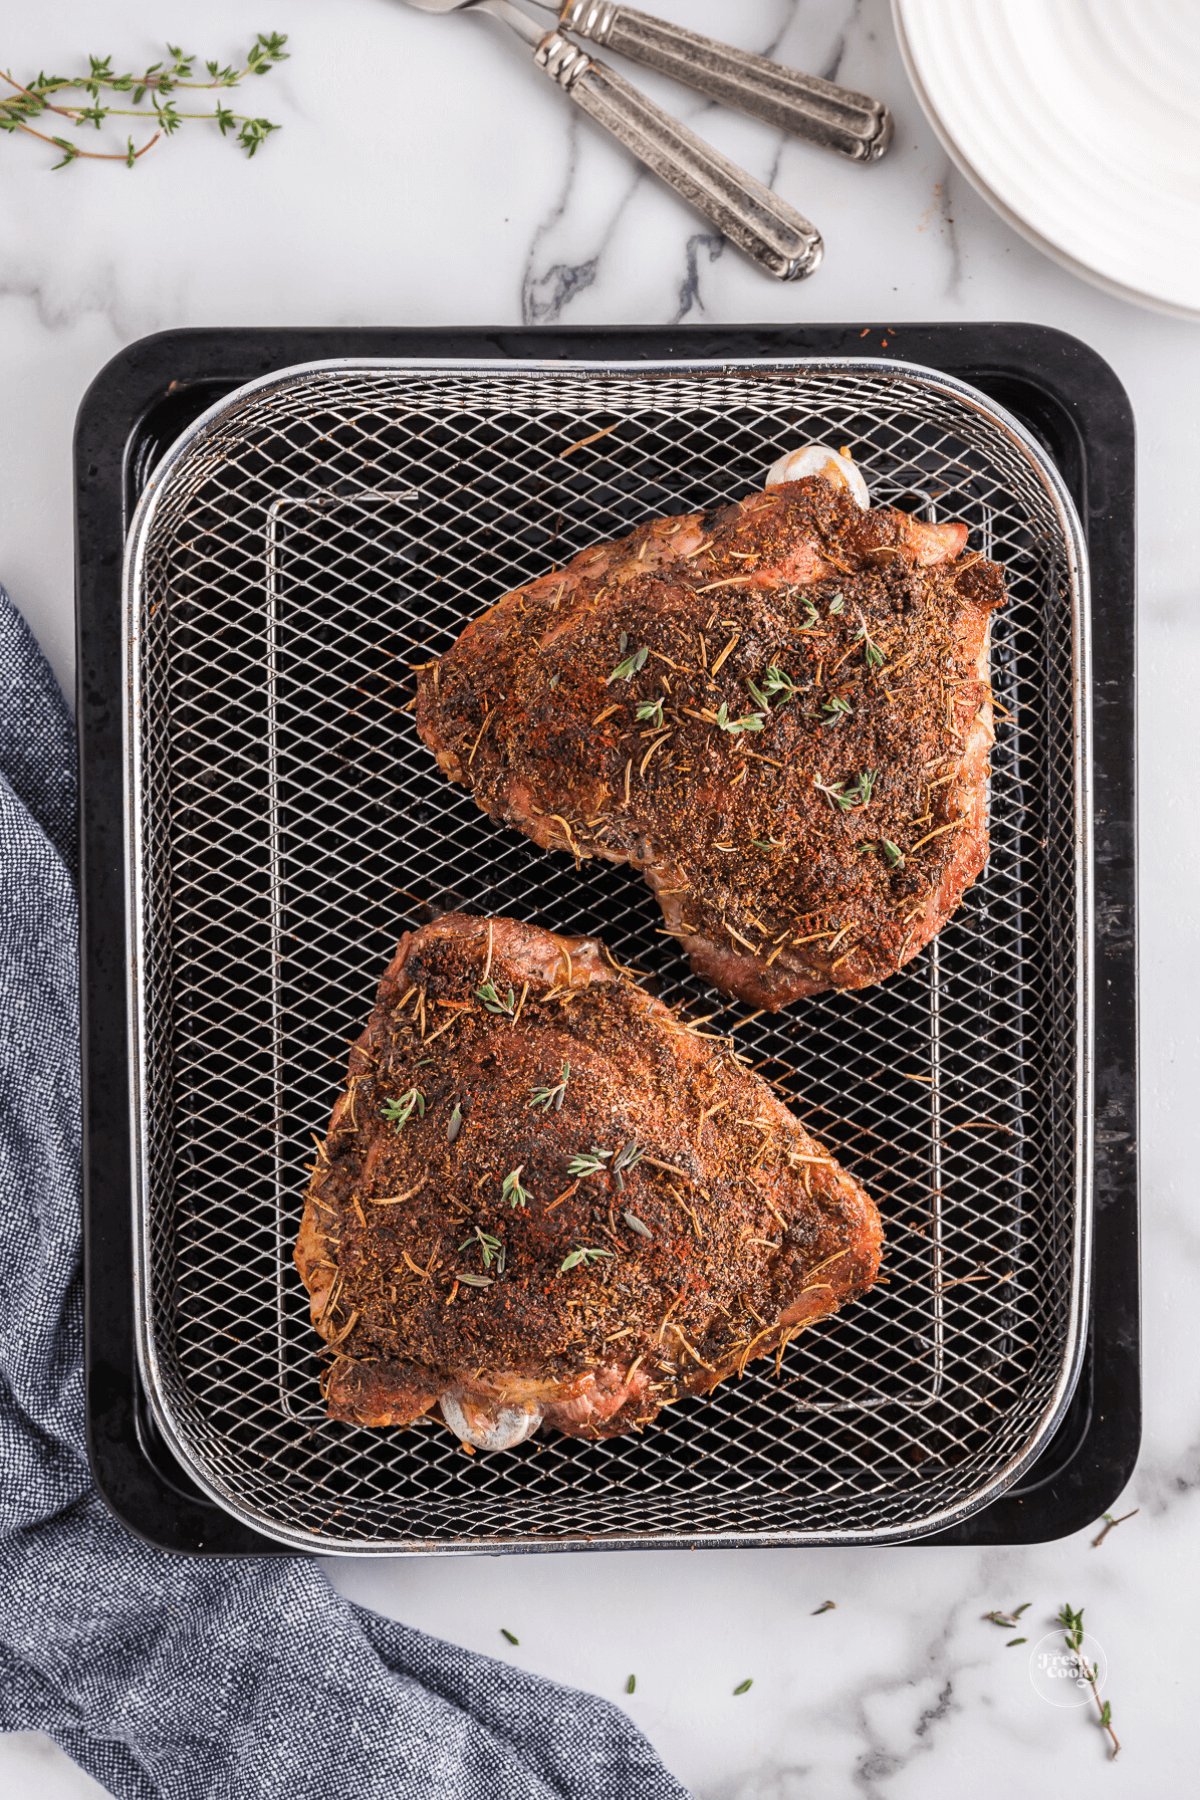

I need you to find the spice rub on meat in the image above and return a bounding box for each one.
[414,462,1006,1008]
[295,913,882,1448]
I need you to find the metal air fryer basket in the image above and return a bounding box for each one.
[123,356,1091,1552]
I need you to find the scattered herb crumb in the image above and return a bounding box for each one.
[1006,1637,1027,1647]
[733,1678,753,1696]
[626,1674,636,1694]
[812,1600,836,1615]
[500,1628,519,1646]
[983,1602,1031,1629]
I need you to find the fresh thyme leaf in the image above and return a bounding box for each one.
[607,645,649,683]
[611,1140,645,1174]
[626,1674,636,1694]
[1007,1637,1027,1647]
[500,1628,519,1645]
[560,1245,615,1273]
[622,1209,652,1238]
[797,598,820,630]
[751,838,781,850]
[458,1227,503,1271]
[821,694,852,722]
[636,697,665,729]
[812,1600,836,1615]
[568,1146,613,1178]
[715,701,765,735]
[733,1679,753,1696]
[881,839,905,869]
[456,1272,493,1288]
[446,1102,464,1144]
[529,1062,571,1111]
[828,593,845,615]
[476,980,516,1015]
[501,1166,531,1210]
[380,1087,425,1131]
[814,770,875,813]
[760,664,802,704]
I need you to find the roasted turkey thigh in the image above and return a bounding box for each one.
[414,467,1005,1007]
[295,913,882,1446]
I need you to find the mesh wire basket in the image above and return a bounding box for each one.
[124,358,1091,1551]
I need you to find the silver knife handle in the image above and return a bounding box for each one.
[535,34,822,281]
[559,1,893,162]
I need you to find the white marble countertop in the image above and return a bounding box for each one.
[2,1,1196,1794]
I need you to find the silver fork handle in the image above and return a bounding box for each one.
[559,1,893,161]
[535,34,822,281]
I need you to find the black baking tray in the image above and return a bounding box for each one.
[76,324,1138,1554]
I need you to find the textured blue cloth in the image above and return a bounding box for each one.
[0,585,691,1800]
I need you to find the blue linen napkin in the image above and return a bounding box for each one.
[0,584,691,1800]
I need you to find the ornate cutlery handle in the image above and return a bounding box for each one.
[559,1,893,161]
[535,34,822,281]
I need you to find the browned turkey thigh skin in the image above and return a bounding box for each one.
[414,476,1006,1008]
[295,914,882,1442]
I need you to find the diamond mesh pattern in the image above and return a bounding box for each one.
[127,362,1088,1550]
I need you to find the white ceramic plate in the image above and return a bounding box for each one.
[893,0,1200,319]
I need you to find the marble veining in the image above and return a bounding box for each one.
[2,0,1198,1794]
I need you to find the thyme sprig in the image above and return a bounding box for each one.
[1057,1604,1119,1758]
[815,769,876,813]
[529,1062,570,1112]
[380,1087,425,1131]
[821,694,852,723]
[636,697,665,729]
[1,35,288,169]
[476,980,516,1015]
[828,592,845,615]
[501,1166,531,1209]
[560,1245,614,1273]
[1092,1507,1138,1548]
